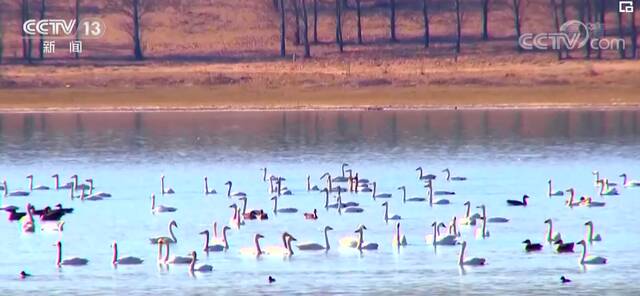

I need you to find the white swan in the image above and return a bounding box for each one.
[271,195,298,213]
[239,233,265,257]
[51,174,73,190]
[619,173,640,187]
[397,186,425,202]
[200,227,230,252]
[80,185,102,201]
[592,171,618,187]
[425,222,458,245]
[584,221,602,243]
[425,181,450,206]
[149,220,178,244]
[3,180,30,197]
[160,175,175,194]
[111,241,143,265]
[228,204,245,228]
[320,173,347,192]
[392,222,408,246]
[297,226,333,251]
[597,179,619,196]
[448,216,461,237]
[580,197,606,207]
[371,182,392,199]
[548,180,564,196]
[564,188,582,207]
[266,233,297,256]
[459,201,481,226]
[442,168,467,181]
[41,221,65,232]
[26,175,49,190]
[55,241,88,266]
[416,167,436,180]
[382,201,401,221]
[477,205,509,223]
[577,240,607,265]
[331,163,350,182]
[476,214,490,239]
[544,219,562,243]
[84,179,111,198]
[306,175,320,191]
[355,225,379,250]
[337,196,364,213]
[189,251,212,273]
[458,241,486,266]
[164,239,192,264]
[151,194,177,213]
[203,176,217,195]
[224,181,246,197]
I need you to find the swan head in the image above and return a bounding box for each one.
[269,196,277,201]
[191,251,197,261]
[355,224,367,232]
[342,163,349,168]
[523,195,530,200]
[565,188,575,193]
[320,173,330,180]
[396,186,405,190]
[169,220,178,228]
[464,201,470,206]
[199,230,209,235]
[576,240,586,246]
[584,221,593,226]
[204,176,208,181]
[70,174,78,179]
[238,196,247,201]
[438,222,447,228]
[396,222,401,229]
[619,173,627,177]
[476,205,486,209]
[51,174,58,178]
[255,233,264,240]
[415,167,422,171]
[26,174,33,179]
[442,168,450,173]
[111,241,118,248]
[229,203,238,209]
[160,175,165,179]
[431,221,437,227]
[381,201,388,206]
[324,226,333,231]
[592,171,598,175]
[224,181,231,186]
[544,219,551,224]
[320,188,328,193]
[547,180,551,184]
[58,221,65,231]
[553,239,564,245]
[222,226,231,232]
[287,235,297,242]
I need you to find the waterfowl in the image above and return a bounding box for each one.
[40,207,66,221]
[54,204,74,214]
[619,173,640,187]
[19,271,31,279]
[580,197,605,207]
[5,208,27,221]
[224,181,246,197]
[268,276,276,283]
[584,221,602,243]
[164,239,192,264]
[442,168,467,181]
[425,221,458,245]
[477,205,509,223]
[239,233,265,257]
[297,226,333,251]
[111,242,143,265]
[597,179,619,196]
[304,209,318,220]
[22,204,35,233]
[3,180,30,197]
[151,194,177,213]
[459,201,481,226]
[371,182,392,199]
[577,240,607,264]
[425,181,450,206]
[564,188,582,207]
[238,196,263,220]
[271,195,298,213]
[382,201,401,221]
[522,239,543,252]
[447,216,461,237]
[26,175,49,190]
[416,167,436,180]
[476,215,490,239]
[592,171,617,187]
[543,219,562,243]
[84,179,111,198]
[397,186,425,202]
[189,251,212,273]
[149,220,178,244]
[306,175,320,191]
[331,163,350,182]
[507,195,529,206]
[200,227,230,252]
[560,276,571,284]
[320,173,346,193]
[355,225,379,250]
[55,241,88,266]
[392,222,408,246]
[160,175,175,194]
[203,176,217,195]
[51,174,73,190]
[270,234,297,256]
[548,180,564,196]
[337,196,364,213]
[458,241,486,266]
[40,221,65,232]
[553,239,575,253]
[70,175,91,190]
[228,204,245,228]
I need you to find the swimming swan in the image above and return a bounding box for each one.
[459,201,481,226]
[392,222,408,246]
[425,221,458,245]
[55,241,88,266]
[203,177,217,195]
[164,239,192,264]
[619,173,640,187]
[160,175,175,195]
[477,205,509,223]
[397,186,425,202]
[111,241,143,265]
[442,168,467,181]
[597,180,619,196]
[543,219,562,243]
[26,175,49,190]
[458,241,486,266]
[416,167,436,180]
[189,251,213,273]
[382,201,401,221]
[239,233,265,257]
[84,179,112,198]
[224,181,246,197]
[506,195,529,206]
[151,194,177,213]
[577,240,607,264]
[425,181,450,206]
[200,227,230,252]
[355,225,379,250]
[271,195,298,213]
[3,180,30,197]
[297,226,333,251]
[371,182,392,199]
[149,220,178,244]
[548,180,564,196]
[584,221,602,243]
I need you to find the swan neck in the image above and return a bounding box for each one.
[242,198,247,214]
[547,222,553,242]
[458,243,465,265]
[465,204,470,217]
[29,178,33,191]
[203,232,210,251]
[255,236,262,254]
[161,178,165,193]
[357,230,364,249]
[272,197,278,213]
[169,224,177,243]
[384,203,389,221]
[164,242,170,262]
[223,228,229,249]
[324,228,330,250]
[587,224,594,242]
[151,195,155,210]
[204,178,209,193]
[287,237,293,255]
[580,243,587,263]
[227,182,231,197]
[112,244,118,263]
[54,175,59,189]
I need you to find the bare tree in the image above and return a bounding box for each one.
[39,0,45,60]
[280,0,286,56]
[454,0,461,54]
[313,0,318,43]
[356,0,362,44]
[301,0,310,57]
[616,4,625,59]
[0,4,4,64]
[580,0,591,59]
[293,0,301,45]
[510,0,523,52]
[108,0,152,60]
[389,0,397,42]
[74,0,80,59]
[481,0,489,40]
[423,0,429,48]
[335,0,343,52]
[598,0,605,37]
[630,0,637,59]
[549,0,562,60]
[21,0,33,63]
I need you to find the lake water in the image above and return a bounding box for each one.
[1,110,639,295]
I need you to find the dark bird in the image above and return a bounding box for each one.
[5,208,27,221]
[40,208,65,221]
[19,271,31,279]
[507,195,530,206]
[522,239,543,252]
[54,204,74,214]
[560,276,571,284]
[30,205,49,216]
[268,276,276,284]
[554,239,575,253]
[304,209,318,220]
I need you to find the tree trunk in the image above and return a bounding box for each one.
[454,0,461,54]
[389,0,397,42]
[581,0,591,59]
[74,0,81,59]
[356,0,362,44]
[512,0,522,52]
[0,5,4,64]
[313,0,318,43]
[280,0,286,56]
[599,0,605,37]
[560,0,568,58]
[301,0,310,57]
[132,0,144,60]
[39,0,46,60]
[423,0,429,48]
[22,0,33,63]
[550,0,562,60]
[481,0,489,40]
[617,7,625,59]
[630,0,638,59]
[293,0,301,45]
[335,0,343,53]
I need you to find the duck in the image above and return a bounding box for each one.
[584,221,602,243]
[238,196,264,220]
[3,180,30,197]
[543,219,562,243]
[371,182,392,199]
[306,175,320,191]
[203,176,217,195]
[189,251,212,273]
[522,239,543,252]
[579,196,605,207]
[224,181,246,197]
[55,241,88,266]
[506,194,529,206]
[151,194,177,213]
[576,240,607,264]
[355,225,379,250]
[381,201,401,221]
[304,209,318,220]
[459,201,481,226]
[26,175,49,190]
[553,239,575,253]
[163,239,192,264]
[297,226,333,251]
[442,168,467,181]
[547,180,564,196]
[477,205,509,223]
[239,233,265,257]
[458,241,486,266]
[200,227,230,252]
[51,174,73,190]
[619,173,640,187]
[111,241,143,265]
[271,195,298,213]
[392,222,408,246]
[5,208,27,221]
[416,167,436,180]
[149,220,178,244]
[560,276,571,284]
[397,186,425,202]
[160,175,175,194]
